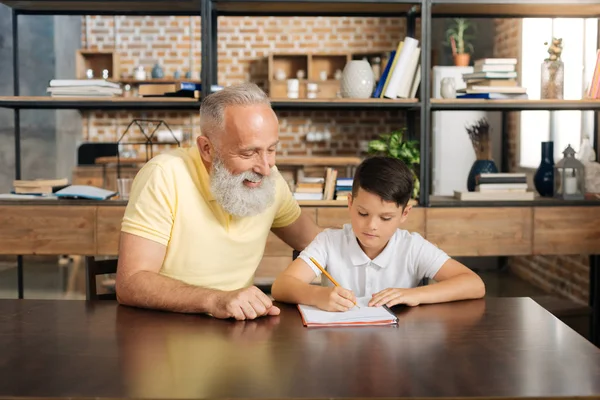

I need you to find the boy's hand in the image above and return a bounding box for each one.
[315,286,357,312]
[369,288,421,307]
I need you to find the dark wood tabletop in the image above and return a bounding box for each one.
[0,297,599,400]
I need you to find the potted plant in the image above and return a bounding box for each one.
[445,18,475,66]
[367,128,420,201]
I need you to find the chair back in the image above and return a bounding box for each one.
[85,256,118,300]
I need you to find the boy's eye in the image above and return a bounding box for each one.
[358,212,368,217]
[381,217,392,221]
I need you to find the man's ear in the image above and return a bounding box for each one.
[196,135,214,163]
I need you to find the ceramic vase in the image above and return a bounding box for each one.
[340,60,375,98]
[534,141,555,197]
[467,159,498,192]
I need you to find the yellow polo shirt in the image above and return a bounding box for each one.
[121,146,300,290]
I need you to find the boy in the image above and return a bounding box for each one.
[271,156,485,312]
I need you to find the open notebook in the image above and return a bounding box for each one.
[297,297,398,327]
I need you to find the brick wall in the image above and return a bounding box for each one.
[81,16,408,158]
[493,18,520,172]
[493,18,590,305]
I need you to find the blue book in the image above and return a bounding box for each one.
[456,92,528,100]
[372,51,396,98]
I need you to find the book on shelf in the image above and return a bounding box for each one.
[476,173,527,185]
[459,86,527,94]
[474,58,518,66]
[466,79,518,87]
[456,92,528,100]
[13,178,69,195]
[380,36,421,99]
[322,168,338,201]
[476,183,528,191]
[460,58,527,99]
[54,185,117,200]
[462,71,518,80]
[293,192,324,201]
[46,79,123,97]
[586,49,600,99]
[454,190,535,201]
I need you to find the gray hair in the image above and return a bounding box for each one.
[200,82,271,139]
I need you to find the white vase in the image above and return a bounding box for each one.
[340,60,375,99]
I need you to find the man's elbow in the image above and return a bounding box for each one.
[115,274,137,306]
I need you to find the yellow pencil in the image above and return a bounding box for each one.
[309,257,359,308]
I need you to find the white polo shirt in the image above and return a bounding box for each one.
[298,224,450,298]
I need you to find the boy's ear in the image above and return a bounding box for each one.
[399,204,412,223]
[347,193,353,209]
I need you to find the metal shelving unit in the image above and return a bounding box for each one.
[0,0,207,300]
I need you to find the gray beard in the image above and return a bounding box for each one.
[209,157,277,218]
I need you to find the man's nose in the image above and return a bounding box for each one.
[253,153,271,177]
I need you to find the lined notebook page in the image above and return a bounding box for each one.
[297,297,398,327]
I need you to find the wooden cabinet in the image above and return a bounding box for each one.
[426,207,533,256]
[533,207,600,255]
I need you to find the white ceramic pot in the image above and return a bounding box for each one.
[340,60,375,98]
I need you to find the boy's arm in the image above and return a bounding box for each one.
[272,258,357,312]
[370,258,485,307]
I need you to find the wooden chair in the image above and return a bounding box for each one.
[85,256,118,300]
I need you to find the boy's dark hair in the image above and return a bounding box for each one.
[351,156,414,208]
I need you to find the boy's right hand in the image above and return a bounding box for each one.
[315,286,357,312]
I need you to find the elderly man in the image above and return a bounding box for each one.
[115,82,321,320]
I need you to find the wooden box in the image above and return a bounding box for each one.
[76,50,120,80]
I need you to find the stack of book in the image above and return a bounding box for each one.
[454,173,535,201]
[46,79,122,97]
[12,178,69,195]
[293,177,324,201]
[458,58,527,100]
[334,178,353,201]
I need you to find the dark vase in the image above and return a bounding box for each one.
[467,159,498,191]
[534,141,555,197]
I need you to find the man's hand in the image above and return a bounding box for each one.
[315,286,357,312]
[369,288,421,307]
[211,286,280,320]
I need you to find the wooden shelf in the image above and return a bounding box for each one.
[297,200,348,207]
[214,0,417,16]
[118,78,202,85]
[430,99,600,111]
[431,0,600,18]
[429,195,600,208]
[0,0,203,14]
[0,96,200,110]
[95,155,362,166]
[271,98,420,109]
[278,156,362,166]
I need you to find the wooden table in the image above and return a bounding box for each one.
[1,298,599,400]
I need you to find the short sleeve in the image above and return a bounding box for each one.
[121,163,175,246]
[297,230,331,277]
[412,234,451,280]
[271,170,301,229]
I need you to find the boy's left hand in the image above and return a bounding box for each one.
[369,288,421,307]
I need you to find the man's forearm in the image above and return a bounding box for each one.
[116,271,222,314]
